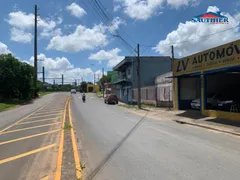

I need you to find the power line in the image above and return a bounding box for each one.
[141,24,240,47]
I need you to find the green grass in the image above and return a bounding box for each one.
[96,91,103,98]
[64,123,72,130]
[0,103,18,112]
[118,103,154,109]
[38,91,52,97]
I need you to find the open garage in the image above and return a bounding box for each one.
[173,39,240,121]
[204,66,240,112]
[179,76,201,110]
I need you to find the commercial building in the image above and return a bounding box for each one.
[172,39,240,121]
[113,56,171,104]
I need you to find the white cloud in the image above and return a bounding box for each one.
[41,28,62,38]
[206,6,220,13]
[115,0,198,20]
[113,5,121,12]
[89,48,124,67]
[47,24,108,52]
[0,42,11,54]
[66,3,86,18]
[24,53,95,82]
[10,28,33,43]
[154,6,240,57]
[7,11,62,43]
[108,17,126,33]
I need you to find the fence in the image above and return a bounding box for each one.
[133,85,173,107]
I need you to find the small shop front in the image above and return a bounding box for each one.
[172,39,240,121]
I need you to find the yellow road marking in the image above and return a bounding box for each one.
[54,97,69,180]
[40,108,64,112]
[0,98,55,133]
[27,113,63,119]
[40,176,49,180]
[18,117,60,125]
[34,110,64,115]
[0,122,61,135]
[0,129,60,146]
[69,100,82,179]
[0,143,56,165]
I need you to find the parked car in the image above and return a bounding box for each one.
[104,94,118,104]
[71,89,76,94]
[190,92,222,110]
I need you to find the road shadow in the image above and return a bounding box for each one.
[206,118,240,127]
[176,110,207,120]
[85,110,149,180]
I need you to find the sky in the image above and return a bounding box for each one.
[0,0,240,84]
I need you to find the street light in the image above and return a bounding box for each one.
[90,64,97,92]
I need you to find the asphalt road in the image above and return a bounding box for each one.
[0,93,69,180]
[71,93,240,180]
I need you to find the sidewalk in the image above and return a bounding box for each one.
[118,102,240,136]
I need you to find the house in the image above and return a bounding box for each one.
[112,56,171,104]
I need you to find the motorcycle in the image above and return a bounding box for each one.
[82,96,86,103]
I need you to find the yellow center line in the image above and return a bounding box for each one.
[0,129,61,146]
[69,100,82,179]
[54,97,69,180]
[18,117,61,125]
[34,110,64,116]
[0,122,61,135]
[0,98,56,133]
[27,113,63,119]
[0,143,56,165]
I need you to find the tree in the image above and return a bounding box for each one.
[0,54,34,99]
[80,81,87,92]
[99,75,111,87]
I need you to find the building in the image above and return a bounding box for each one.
[172,39,240,121]
[86,84,99,93]
[155,72,173,107]
[112,56,171,104]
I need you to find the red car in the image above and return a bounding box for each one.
[104,95,118,104]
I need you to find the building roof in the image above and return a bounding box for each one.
[113,56,171,71]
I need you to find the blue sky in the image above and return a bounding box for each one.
[0,0,239,83]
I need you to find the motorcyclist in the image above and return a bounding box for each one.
[82,93,86,102]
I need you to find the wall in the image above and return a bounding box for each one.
[132,57,171,88]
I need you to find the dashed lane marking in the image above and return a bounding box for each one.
[0,143,56,165]
[18,117,61,125]
[0,122,61,135]
[0,98,55,133]
[27,113,63,119]
[0,129,61,146]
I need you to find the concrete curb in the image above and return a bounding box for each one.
[174,120,240,136]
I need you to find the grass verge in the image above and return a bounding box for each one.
[96,91,103,98]
[0,103,17,112]
[38,91,52,97]
[118,103,154,109]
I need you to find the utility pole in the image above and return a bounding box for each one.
[34,5,38,97]
[62,74,64,86]
[170,45,175,110]
[42,66,45,84]
[93,73,95,92]
[102,68,104,98]
[75,79,77,87]
[137,43,141,109]
[171,45,174,71]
